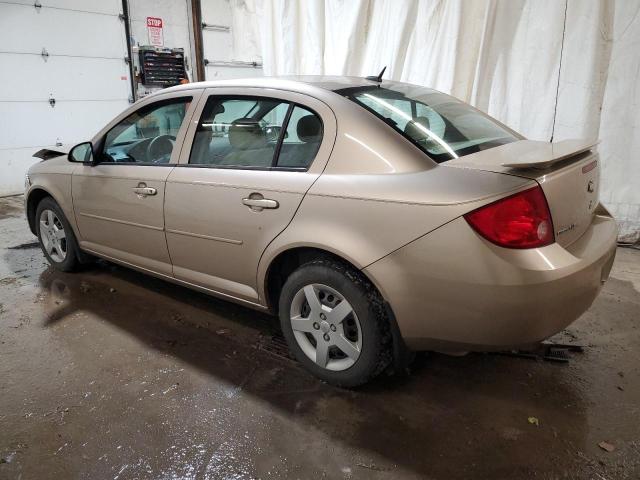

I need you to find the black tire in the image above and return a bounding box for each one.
[35,197,82,272]
[279,259,392,387]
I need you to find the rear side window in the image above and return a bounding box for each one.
[189,96,323,170]
[277,105,323,169]
[337,86,518,163]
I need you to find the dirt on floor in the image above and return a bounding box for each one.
[0,195,639,479]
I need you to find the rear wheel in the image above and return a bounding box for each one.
[35,197,81,272]
[279,259,391,387]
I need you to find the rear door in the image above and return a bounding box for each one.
[164,88,336,303]
[72,91,200,275]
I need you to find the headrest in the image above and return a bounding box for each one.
[297,115,322,143]
[211,103,226,116]
[404,116,431,141]
[228,118,267,150]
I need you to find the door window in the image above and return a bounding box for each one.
[100,97,192,164]
[189,96,323,170]
[190,96,287,168]
[276,105,323,169]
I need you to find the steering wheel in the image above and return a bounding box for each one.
[146,135,176,163]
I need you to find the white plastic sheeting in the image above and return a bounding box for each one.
[234,0,640,242]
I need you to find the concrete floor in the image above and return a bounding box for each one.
[0,194,639,480]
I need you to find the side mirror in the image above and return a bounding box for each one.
[68,142,94,164]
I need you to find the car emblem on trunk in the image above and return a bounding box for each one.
[587,180,595,193]
[557,223,576,236]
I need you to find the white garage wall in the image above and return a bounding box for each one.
[244,0,640,243]
[0,0,132,196]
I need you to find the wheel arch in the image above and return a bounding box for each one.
[26,187,56,235]
[262,244,413,370]
[262,245,365,313]
[25,171,79,241]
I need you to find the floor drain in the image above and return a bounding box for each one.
[258,334,294,362]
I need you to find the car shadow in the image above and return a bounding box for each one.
[29,260,591,478]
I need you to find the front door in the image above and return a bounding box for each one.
[72,94,198,275]
[164,89,336,303]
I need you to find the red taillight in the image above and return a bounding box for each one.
[464,186,554,249]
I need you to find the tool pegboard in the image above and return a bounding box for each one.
[137,47,187,88]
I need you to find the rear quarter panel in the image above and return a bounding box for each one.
[256,164,534,303]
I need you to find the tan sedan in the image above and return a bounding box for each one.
[25,76,617,386]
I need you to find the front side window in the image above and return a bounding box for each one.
[189,96,323,170]
[101,97,192,164]
[337,86,518,163]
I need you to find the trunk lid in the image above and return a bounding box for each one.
[445,139,600,247]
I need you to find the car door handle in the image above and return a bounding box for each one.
[133,186,157,197]
[242,196,279,210]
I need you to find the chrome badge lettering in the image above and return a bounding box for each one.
[557,224,576,236]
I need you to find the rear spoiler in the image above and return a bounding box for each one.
[501,139,598,169]
[33,145,72,160]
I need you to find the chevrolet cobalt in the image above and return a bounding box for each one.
[25,77,617,386]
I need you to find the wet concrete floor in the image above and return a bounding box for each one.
[0,194,639,479]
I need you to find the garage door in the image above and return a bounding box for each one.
[0,0,132,196]
[200,0,262,80]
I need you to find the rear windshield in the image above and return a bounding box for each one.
[336,85,519,163]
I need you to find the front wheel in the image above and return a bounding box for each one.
[35,197,82,272]
[279,259,391,387]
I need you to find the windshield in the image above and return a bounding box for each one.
[336,85,520,163]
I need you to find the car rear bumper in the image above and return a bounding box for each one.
[364,209,618,351]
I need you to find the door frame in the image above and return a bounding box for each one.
[176,86,337,172]
[71,88,205,264]
[89,87,205,154]
[161,86,337,304]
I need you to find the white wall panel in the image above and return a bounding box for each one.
[203,29,234,61]
[6,0,121,15]
[0,55,130,102]
[204,64,260,80]
[128,0,190,25]
[0,0,131,196]
[201,0,262,80]
[0,150,39,196]
[202,0,233,25]
[0,100,130,149]
[0,3,125,58]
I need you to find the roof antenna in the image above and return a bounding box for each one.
[366,66,386,83]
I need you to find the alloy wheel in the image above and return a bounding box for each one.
[39,209,67,263]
